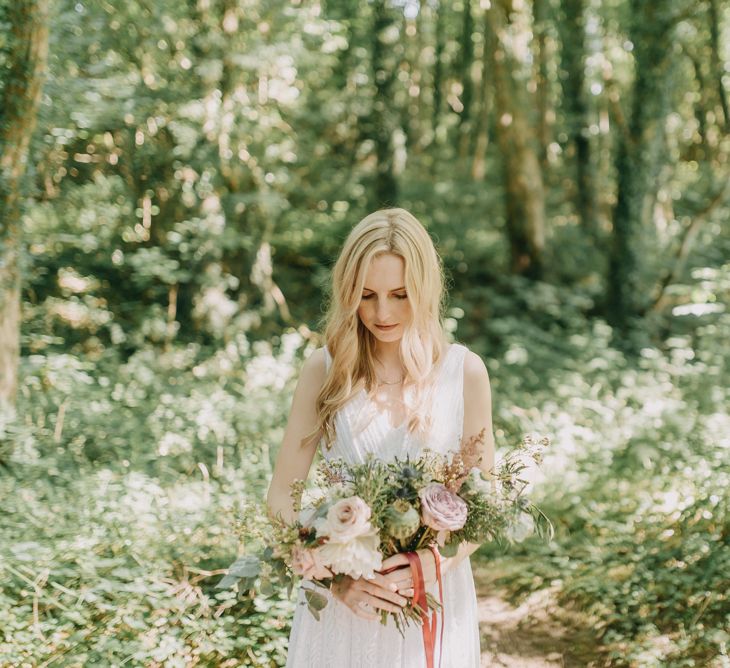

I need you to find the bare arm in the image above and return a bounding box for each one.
[462,349,496,481]
[266,346,328,525]
[443,348,496,571]
[265,345,408,619]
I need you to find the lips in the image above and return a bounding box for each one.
[375,323,398,330]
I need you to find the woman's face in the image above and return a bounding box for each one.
[357,253,412,342]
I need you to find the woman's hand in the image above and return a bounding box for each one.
[378,549,449,597]
[330,573,409,621]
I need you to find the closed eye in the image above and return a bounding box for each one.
[361,294,408,300]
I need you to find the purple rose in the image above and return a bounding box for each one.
[419,483,468,533]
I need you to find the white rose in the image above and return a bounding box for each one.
[314,496,373,542]
[317,527,383,579]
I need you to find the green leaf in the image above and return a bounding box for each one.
[271,558,288,578]
[304,588,328,614]
[217,555,261,589]
[438,541,459,558]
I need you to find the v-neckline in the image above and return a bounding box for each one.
[357,343,454,432]
[359,388,409,432]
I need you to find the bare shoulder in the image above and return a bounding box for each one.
[279,345,328,450]
[268,345,329,519]
[303,345,327,372]
[459,346,495,471]
[462,347,491,391]
[297,345,328,389]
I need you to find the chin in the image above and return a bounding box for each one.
[371,328,402,340]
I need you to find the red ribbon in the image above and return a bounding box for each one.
[403,548,444,668]
[428,544,445,668]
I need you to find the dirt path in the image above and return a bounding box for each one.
[473,562,603,667]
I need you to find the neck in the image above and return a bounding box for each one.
[374,340,401,365]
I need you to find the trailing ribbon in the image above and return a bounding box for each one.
[428,544,444,668]
[403,548,444,668]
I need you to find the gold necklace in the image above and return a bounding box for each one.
[373,356,404,386]
[376,376,403,386]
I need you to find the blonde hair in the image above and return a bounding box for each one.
[309,207,450,449]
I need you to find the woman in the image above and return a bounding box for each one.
[267,207,495,667]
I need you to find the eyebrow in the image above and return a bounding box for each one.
[362,286,406,292]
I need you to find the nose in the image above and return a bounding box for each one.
[375,299,391,321]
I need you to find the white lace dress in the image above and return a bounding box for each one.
[285,343,481,668]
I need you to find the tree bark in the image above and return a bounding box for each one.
[457,0,476,160]
[470,9,493,181]
[402,3,423,154]
[0,0,50,409]
[558,0,598,236]
[486,0,546,278]
[606,0,677,343]
[533,0,550,167]
[432,0,445,140]
[687,52,708,150]
[708,0,729,132]
[458,0,475,127]
[370,0,399,207]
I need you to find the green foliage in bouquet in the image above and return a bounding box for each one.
[219,430,554,633]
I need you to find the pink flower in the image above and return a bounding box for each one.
[291,544,332,580]
[419,483,468,532]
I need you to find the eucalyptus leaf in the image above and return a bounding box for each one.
[304,588,328,613]
[438,541,459,558]
[217,555,261,589]
[260,579,276,597]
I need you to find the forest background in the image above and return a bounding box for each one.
[0,0,728,666]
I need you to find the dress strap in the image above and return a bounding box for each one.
[438,343,468,447]
[322,344,332,372]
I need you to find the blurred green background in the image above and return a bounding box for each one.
[0,0,728,666]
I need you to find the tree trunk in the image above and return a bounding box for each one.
[0,0,50,409]
[558,0,598,236]
[486,0,546,278]
[458,0,475,140]
[370,0,399,207]
[470,9,493,181]
[687,53,708,148]
[606,0,677,344]
[403,2,423,154]
[457,0,476,160]
[533,0,551,167]
[432,0,445,141]
[708,0,729,132]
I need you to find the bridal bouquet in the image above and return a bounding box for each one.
[220,430,551,631]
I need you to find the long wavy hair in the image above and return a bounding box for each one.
[309,207,450,450]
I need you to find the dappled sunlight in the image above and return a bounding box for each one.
[0,0,727,664]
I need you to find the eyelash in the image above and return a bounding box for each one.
[361,294,408,300]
